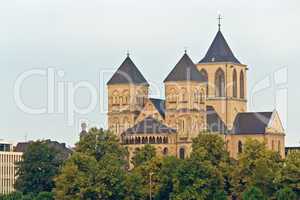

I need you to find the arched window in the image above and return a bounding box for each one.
[278,141,281,152]
[200,69,209,96]
[272,140,274,150]
[124,117,130,129]
[194,89,199,103]
[233,69,237,98]
[215,69,225,97]
[168,88,177,103]
[163,137,168,144]
[113,118,119,134]
[123,90,129,104]
[200,88,205,103]
[163,147,168,155]
[179,148,185,159]
[112,91,119,104]
[180,88,187,102]
[240,71,245,99]
[238,141,243,154]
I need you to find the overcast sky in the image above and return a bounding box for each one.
[0,0,299,146]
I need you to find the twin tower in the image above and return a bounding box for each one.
[106,28,247,141]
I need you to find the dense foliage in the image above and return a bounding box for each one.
[7,129,300,200]
[15,140,65,195]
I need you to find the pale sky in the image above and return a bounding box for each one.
[0,0,299,146]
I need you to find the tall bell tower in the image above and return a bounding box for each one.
[196,20,247,130]
[107,55,149,138]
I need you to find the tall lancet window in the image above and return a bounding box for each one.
[215,68,225,97]
[240,71,245,99]
[233,69,237,98]
[200,69,209,97]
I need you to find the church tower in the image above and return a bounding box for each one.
[107,55,149,138]
[164,53,207,141]
[196,25,247,130]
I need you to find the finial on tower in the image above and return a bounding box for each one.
[126,49,130,57]
[217,14,223,31]
[184,47,188,54]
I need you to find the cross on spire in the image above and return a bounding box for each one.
[184,46,188,54]
[217,14,223,30]
[126,49,130,57]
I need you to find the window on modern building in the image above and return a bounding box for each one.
[215,68,225,97]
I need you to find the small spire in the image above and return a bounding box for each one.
[217,14,223,31]
[184,47,188,54]
[126,50,130,57]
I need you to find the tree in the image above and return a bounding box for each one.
[231,139,283,198]
[166,133,231,200]
[281,151,300,197]
[242,186,266,200]
[155,156,182,200]
[125,156,163,200]
[192,133,229,166]
[276,187,297,200]
[0,192,23,200]
[15,140,63,195]
[131,144,156,167]
[54,128,127,200]
[35,192,54,200]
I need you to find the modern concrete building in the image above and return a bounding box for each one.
[0,140,23,195]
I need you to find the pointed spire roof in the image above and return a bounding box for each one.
[107,55,149,85]
[199,30,241,64]
[164,53,205,83]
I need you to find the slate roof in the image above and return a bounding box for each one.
[164,53,205,82]
[206,106,227,133]
[232,112,273,134]
[149,98,165,118]
[199,30,241,64]
[15,140,73,160]
[107,56,149,85]
[122,116,176,135]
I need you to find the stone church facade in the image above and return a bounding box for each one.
[106,27,285,165]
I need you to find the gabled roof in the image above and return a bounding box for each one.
[122,116,176,135]
[149,98,165,118]
[232,112,273,134]
[199,30,241,64]
[107,56,149,85]
[164,53,205,83]
[206,106,227,134]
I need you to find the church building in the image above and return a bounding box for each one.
[106,24,285,164]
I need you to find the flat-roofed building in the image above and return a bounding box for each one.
[0,140,23,194]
